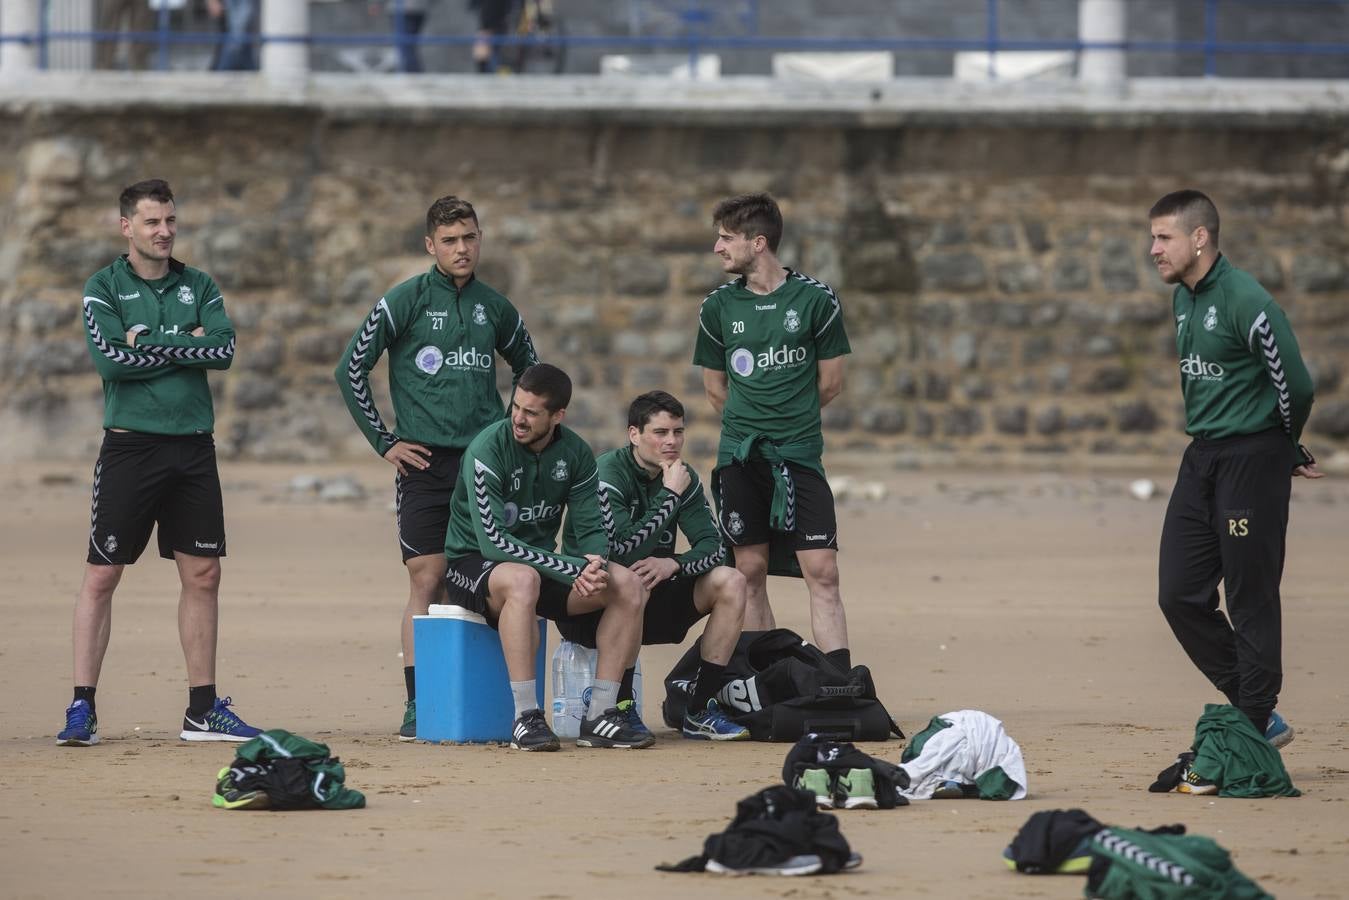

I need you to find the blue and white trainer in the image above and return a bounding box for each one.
[615,699,653,741]
[57,699,99,746]
[180,697,263,742]
[682,699,750,741]
[1265,711,1295,749]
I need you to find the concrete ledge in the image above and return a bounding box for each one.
[3,72,1348,128]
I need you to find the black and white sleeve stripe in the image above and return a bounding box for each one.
[679,544,725,578]
[83,297,169,369]
[1092,831,1195,887]
[597,483,679,559]
[1249,311,1293,436]
[791,271,843,337]
[154,338,235,363]
[346,301,398,449]
[474,460,582,581]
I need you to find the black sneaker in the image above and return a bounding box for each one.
[577,706,656,749]
[510,709,560,752]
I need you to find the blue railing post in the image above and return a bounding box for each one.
[38,0,50,70]
[155,2,171,71]
[393,0,406,72]
[1204,0,1219,76]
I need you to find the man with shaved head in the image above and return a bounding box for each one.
[1148,189,1320,782]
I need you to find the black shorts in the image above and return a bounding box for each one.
[715,458,839,551]
[395,446,463,562]
[87,431,225,565]
[445,553,577,628]
[556,575,704,649]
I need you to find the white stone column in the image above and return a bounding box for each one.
[1078,0,1127,84]
[48,0,94,71]
[261,0,308,78]
[1,0,42,76]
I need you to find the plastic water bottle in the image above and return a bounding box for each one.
[550,640,596,738]
[550,641,642,736]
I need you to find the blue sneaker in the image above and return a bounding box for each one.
[180,697,263,742]
[1265,711,1295,749]
[56,699,99,746]
[682,699,750,741]
[616,699,652,741]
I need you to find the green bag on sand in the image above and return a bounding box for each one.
[1085,827,1272,899]
[1190,704,1299,799]
[214,729,365,810]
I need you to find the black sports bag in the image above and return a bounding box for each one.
[662,628,904,742]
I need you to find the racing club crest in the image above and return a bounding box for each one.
[1203,305,1218,331]
[177,285,195,305]
[727,511,744,537]
[784,308,801,333]
[473,303,487,325]
[104,534,119,554]
[551,459,569,482]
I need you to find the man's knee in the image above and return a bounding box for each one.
[82,563,123,599]
[733,548,769,584]
[799,552,840,592]
[407,555,447,595]
[492,565,542,611]
[605,565,646,613]
[179,557,222,593]
[707,566,747,612]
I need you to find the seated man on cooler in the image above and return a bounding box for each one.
[560,390,750,741]
[441,363,652,751]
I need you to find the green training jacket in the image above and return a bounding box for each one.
[1172,255,1314,462]
[580,445,725,576]
[82,255,235,434]
[443,418,608,587]
[335,268,538,455]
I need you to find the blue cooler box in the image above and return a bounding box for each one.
[414,605,547,743]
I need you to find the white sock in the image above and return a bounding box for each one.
[511,680,537,718]
[587,679,619,720]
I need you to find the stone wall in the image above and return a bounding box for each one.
[3,88,1348,467]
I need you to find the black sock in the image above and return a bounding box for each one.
[188,684,217,716]
[74,686,97,716]
[826,648,852,671]
[1244,709,1271,737]
[405,666,416,702]
[617,667,636,704]
[690,660,727,711]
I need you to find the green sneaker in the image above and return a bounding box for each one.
[398,699,416,742]
[794,768,834,809]
[836,768,879,809]
[212,766,270,810]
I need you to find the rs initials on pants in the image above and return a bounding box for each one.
[1228,518,1249,537]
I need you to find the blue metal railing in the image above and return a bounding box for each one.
[2,0,1347,76]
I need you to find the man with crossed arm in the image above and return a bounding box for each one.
[60,178,261,746]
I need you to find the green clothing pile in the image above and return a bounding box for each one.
[1086,826,1272,899]
[220,730,365,810]
[1189,703,1300,799]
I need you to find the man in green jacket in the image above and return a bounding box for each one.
[442,364,651,751]
[693,192,853,669]
[60,179,262,747]
[1149,189,1321,760]
[335,196,538,740]
[559,390,750,741]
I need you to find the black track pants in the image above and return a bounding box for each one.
[1158,428,1293,734]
